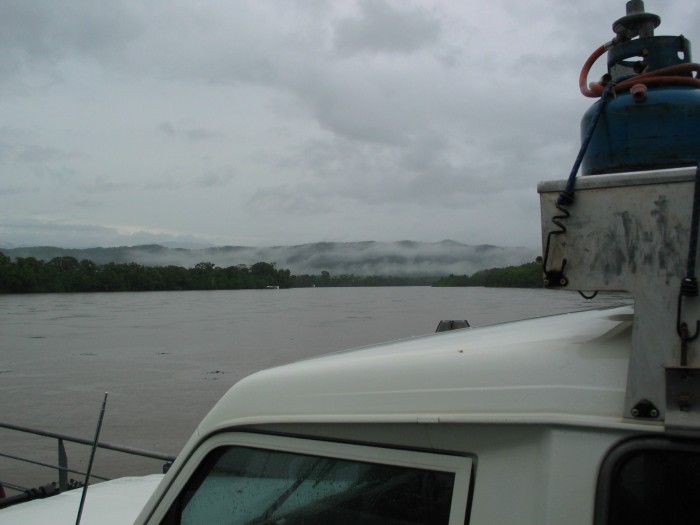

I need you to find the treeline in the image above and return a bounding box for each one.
[0,253,434,294]
[0,254,292,293]
[432,262,543,288]
[291,272,435,288]
[0,252,542,294]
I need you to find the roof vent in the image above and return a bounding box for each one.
[435,320,470,332]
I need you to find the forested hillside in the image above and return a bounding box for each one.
[433,262,543,288]
[1,240,538,277]
[0,253,543,294]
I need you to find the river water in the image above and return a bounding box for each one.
[0,287,631,491]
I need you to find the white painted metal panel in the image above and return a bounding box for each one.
[0,475,163,525]
[196,307,637,434]
[539,167,700,420]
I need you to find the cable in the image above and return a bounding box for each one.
[543,79,616,287]
[579,42,700,98]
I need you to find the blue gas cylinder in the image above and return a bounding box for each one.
[581,86,700,175]
[579,2,700,175]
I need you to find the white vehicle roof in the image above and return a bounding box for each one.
[199,305,650,435]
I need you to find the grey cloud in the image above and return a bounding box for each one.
[32,165,79,183]
[0,0,142,78]
[3,1,694,251]
[309,94,410,146]
[157,122,222,142]
[128,4,283,86]
[16,144,67,163]
[0,142,79,182]
[0,126,33,141]
[195,168,237,188]
[0,143,12,163]
[59,3,440,152]
[71,197,103,209]
[0,185,35,196]
[288,61,447,148]
[124,166,237,191]
[0,218,208,249]
[142,178,184,191]
[157,51,277,87]
[333,0,441,56]
[185,128,221,142]
[277,129,550,217]
[0,218,118,248]
[248,186,338,216]
[259,127,526,213]
[156,122,176,137]
[79,177,132,194]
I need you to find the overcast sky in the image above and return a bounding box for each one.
[0,1,696,249]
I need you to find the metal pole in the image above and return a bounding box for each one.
[58,439,68,492]
[75,392,108,525]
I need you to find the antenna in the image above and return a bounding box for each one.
[75,392,109,525]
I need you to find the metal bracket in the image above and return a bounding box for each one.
[630,399,659,419]
[665,367,700,436]
[543,269,568,288]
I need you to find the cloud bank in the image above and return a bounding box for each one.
[2,240,538,277]
[1,1,695,250]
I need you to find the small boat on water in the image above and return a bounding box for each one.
[2,1,700,523]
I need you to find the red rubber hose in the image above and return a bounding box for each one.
[579,43,700,98]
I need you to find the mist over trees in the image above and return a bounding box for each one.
[0,241,538,277]
[0,253,543,294]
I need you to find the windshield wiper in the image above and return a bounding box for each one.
[244,458,331,525]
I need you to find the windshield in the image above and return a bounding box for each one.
[162,445,456,525]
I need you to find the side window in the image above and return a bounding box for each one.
[595,436,700,525]
[159,434,472,525]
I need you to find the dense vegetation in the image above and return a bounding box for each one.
[0,252,541,294]
[432,261,543,288]
[291,272,435,288]
[0,254,292,293]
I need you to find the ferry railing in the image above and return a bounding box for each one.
[0,421,175,498]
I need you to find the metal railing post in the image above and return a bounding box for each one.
[0,421,176,499]
[58,438,68,491]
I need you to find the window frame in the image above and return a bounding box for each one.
[148,431,473,525]
[594,435,700,525]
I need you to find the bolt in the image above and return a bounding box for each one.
[631,83,648,102]
[631,408,640,417]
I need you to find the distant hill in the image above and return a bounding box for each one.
[0,240,539,277]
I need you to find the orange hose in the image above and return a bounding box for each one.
[613,63,700,93]
[579,44,608,97]
[579,43,700,98]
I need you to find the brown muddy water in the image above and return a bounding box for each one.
[0,287,631,491]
